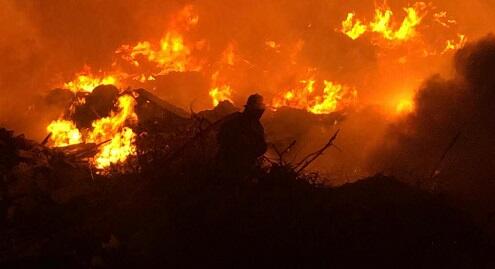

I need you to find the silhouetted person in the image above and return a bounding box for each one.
[216,94,267,177]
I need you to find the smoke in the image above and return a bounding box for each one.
[370,35,495,201]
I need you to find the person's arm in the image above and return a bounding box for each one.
[253,126,268,157]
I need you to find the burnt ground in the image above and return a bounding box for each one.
[0,128,494,268]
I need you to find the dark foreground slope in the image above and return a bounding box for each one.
[0,128,493,268]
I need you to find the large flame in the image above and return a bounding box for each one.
[58,2,467,118]
[272,79,315,110]
[308,81,346,114]
[341,3,427,42]
[52,2,470,144]
[117,32,197,76]
[62,5,201,90]
[113,4,202,82]
[209,85,233,107]
[89,94,138,170]
[64,66,120,93]
[39,1,476,175]
[92,127,136,170]
[341,13,367,40]
[46,94,138,170]
[46,120,82,147]
[47,6,200,171]
[272,79,355,114]
[56,2,470,119]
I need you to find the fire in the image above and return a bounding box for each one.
[443,34,467,54]
[433,11,457,28]
[46,95,138,170]
[272,79,315,110]
[37,1,474,175]
[390,6,424,40]
[395,98,415,114]
[113,5,201,81]
[64,67,119,93]
[308,81,344,114]
[209,85,233,107]
[340,3,427,42]
[46,120,82,147]
[369,8,393,39]
[272,79,354,114]
[117,32,196,77]
[58,5,203,97]
[88,94,138,169]
[208,46,238,107]
[86,95,137,143]
[60,5,362,116]
[92,127,137,170]
[47,6,201,170]
[341,13,367,40]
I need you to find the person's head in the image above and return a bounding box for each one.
[243,94,265,120]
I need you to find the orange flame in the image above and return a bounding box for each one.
[88,94,138,169]
[341,13,367,40]
[272,79,355,114]
[64,66,119,93]
[308,81,344,114]
[209,85,233,107]
[395,98,415,114]
[118,32,197,77]
[113,5,202,81]
[442,34,467,54]
[92,127,136,170]
[272,79,315,110]
[46,120,82,147]
[46,95,138,170]
[340,3,427,42]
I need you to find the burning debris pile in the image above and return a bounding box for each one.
[2,0,495,267]
[38,81,253,179]
[39,82,349,177]
[8,1,469,181]
[1,1,478,183]
[45,87,139,173]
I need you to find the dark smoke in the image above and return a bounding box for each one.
[370,35,495,204]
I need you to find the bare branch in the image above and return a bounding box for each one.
[295,129,340,174]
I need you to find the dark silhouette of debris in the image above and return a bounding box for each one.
[295,129,340,173]
[0,126,493,268]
